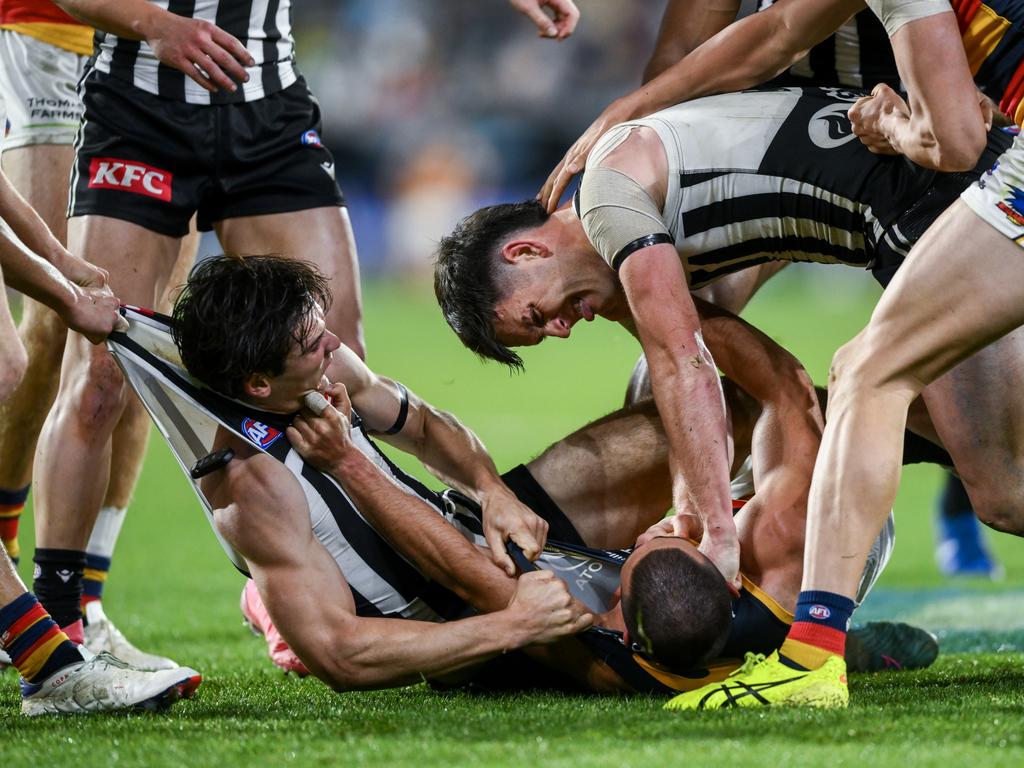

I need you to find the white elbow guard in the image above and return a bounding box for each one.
[578,165,673,271]
[863,0,952,37]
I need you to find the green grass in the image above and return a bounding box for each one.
[2,268,1022,765]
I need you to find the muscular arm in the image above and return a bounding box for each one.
[208,449,585,691]
[643,0,743,83]
[334,345,549,569]
[855,13,988,170]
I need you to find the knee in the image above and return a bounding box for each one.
[0,341,29,403]
[970,482,1024,535]
[59,349,128,427]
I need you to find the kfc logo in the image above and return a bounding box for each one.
[88,158,172,202]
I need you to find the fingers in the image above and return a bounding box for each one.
[485,526,516,577]
[512,0,560,38]
[113,313,129,333]
[570,611,594,634]
[546,0,580,39]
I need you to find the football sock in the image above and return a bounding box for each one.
[0,485,30,565]
[32,548,86,630]
[0,592,84,683]
[779,590,855,671]
[82,505,126,611]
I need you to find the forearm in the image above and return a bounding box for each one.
[54,0,163,40]
[622,0,862,119]
[0,233,76,315]
[413,408,506,503]
[646,342,733,536]
[0,174,67,264]
[309,608,532,692]
[330,449,516,613]
[643,0,742,82]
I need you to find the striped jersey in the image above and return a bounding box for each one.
[252,407,474,622]
[92,0,297,105]
[758,0,900,90]
[0,0,92,55]
[952,0,1024,124]
[585,87,988,288]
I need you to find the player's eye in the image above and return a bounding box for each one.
[530,307,543,327]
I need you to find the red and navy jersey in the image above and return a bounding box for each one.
[953,0,1024,124]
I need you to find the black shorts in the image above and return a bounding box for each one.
[69,70,344,237]
[871,129,1013,287]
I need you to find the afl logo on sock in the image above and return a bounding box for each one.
[242,418,283,449]
[809,604,832,620]
[301,129,322,147]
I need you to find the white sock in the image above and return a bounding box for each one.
[86,506,127,560]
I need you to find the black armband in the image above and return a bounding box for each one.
[383,382,410,435]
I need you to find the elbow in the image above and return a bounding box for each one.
[922,123,987,172]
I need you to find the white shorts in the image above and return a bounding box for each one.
[961,130,1024,247]
[0,30,86,150]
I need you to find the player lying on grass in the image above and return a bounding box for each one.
[145,254,933,694]
[434,85,1024,591]
[0,182,200,715]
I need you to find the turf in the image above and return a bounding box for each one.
[1,268,1021,765]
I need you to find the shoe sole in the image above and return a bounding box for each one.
[22,673,202,717]
[134,673,203,713]
[846,622,940,673]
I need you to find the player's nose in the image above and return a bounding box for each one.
[545,317,572,338]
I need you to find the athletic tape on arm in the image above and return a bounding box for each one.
[863,0,952,37]
[578,165,673,271]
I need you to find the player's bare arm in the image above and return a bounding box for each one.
[55,0,254,93]
[643,0,743,82]
[850,11,988,170]
[540,0,863,211]
[206,442,589,691]
[330,345,550,574]
[0,230,123,344]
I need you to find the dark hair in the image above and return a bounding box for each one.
[622,546,733,673]
[172,254,331,398]
[433,199,550,371]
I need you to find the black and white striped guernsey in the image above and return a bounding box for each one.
[92,0,297,105]
[758,0,900,90]
[587,87,944,288]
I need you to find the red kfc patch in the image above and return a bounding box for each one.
[87,157,172,202]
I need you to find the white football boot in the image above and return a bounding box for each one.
[21,648,201,716]
[83,601,178,671]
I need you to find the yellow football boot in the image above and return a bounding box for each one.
[663,651,849,710]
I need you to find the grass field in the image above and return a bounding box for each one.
[2,268,1022,766]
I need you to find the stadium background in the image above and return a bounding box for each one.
[3,0,1023,763]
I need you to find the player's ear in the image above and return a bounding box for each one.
[242,372,272,400]
[501,239,550,264]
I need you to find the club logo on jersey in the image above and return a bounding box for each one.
[87,158,172,202]
[241,418,283,449]
[301,129,322,147]
[997,184,1024,227]
[808,604,831,621]
[808,103,856,150]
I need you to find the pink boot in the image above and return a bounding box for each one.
[239,579,310,676]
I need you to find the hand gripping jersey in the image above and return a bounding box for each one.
[582,86,1010,287]
[109,307,896,692]
[0,0,91,55]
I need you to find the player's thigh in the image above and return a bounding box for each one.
[68,215,182,308]
[1,145,75,242]
[838,200,1024,391]
[919,327,1024,530]
[216,206,364,355]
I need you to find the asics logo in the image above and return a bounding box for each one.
[808,103,856,149]
[698,675,806,709]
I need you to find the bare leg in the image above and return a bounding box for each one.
[215,207,365,360]
[526,401,672,549]
[0,146,72,491]
[103,221,198,510]
[806,201,1024,598]
[34,216,180,552]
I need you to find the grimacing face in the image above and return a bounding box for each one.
[491,269,598,348]
[250,304,340,411]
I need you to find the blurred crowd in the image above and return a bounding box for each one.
[291,1,665,276]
